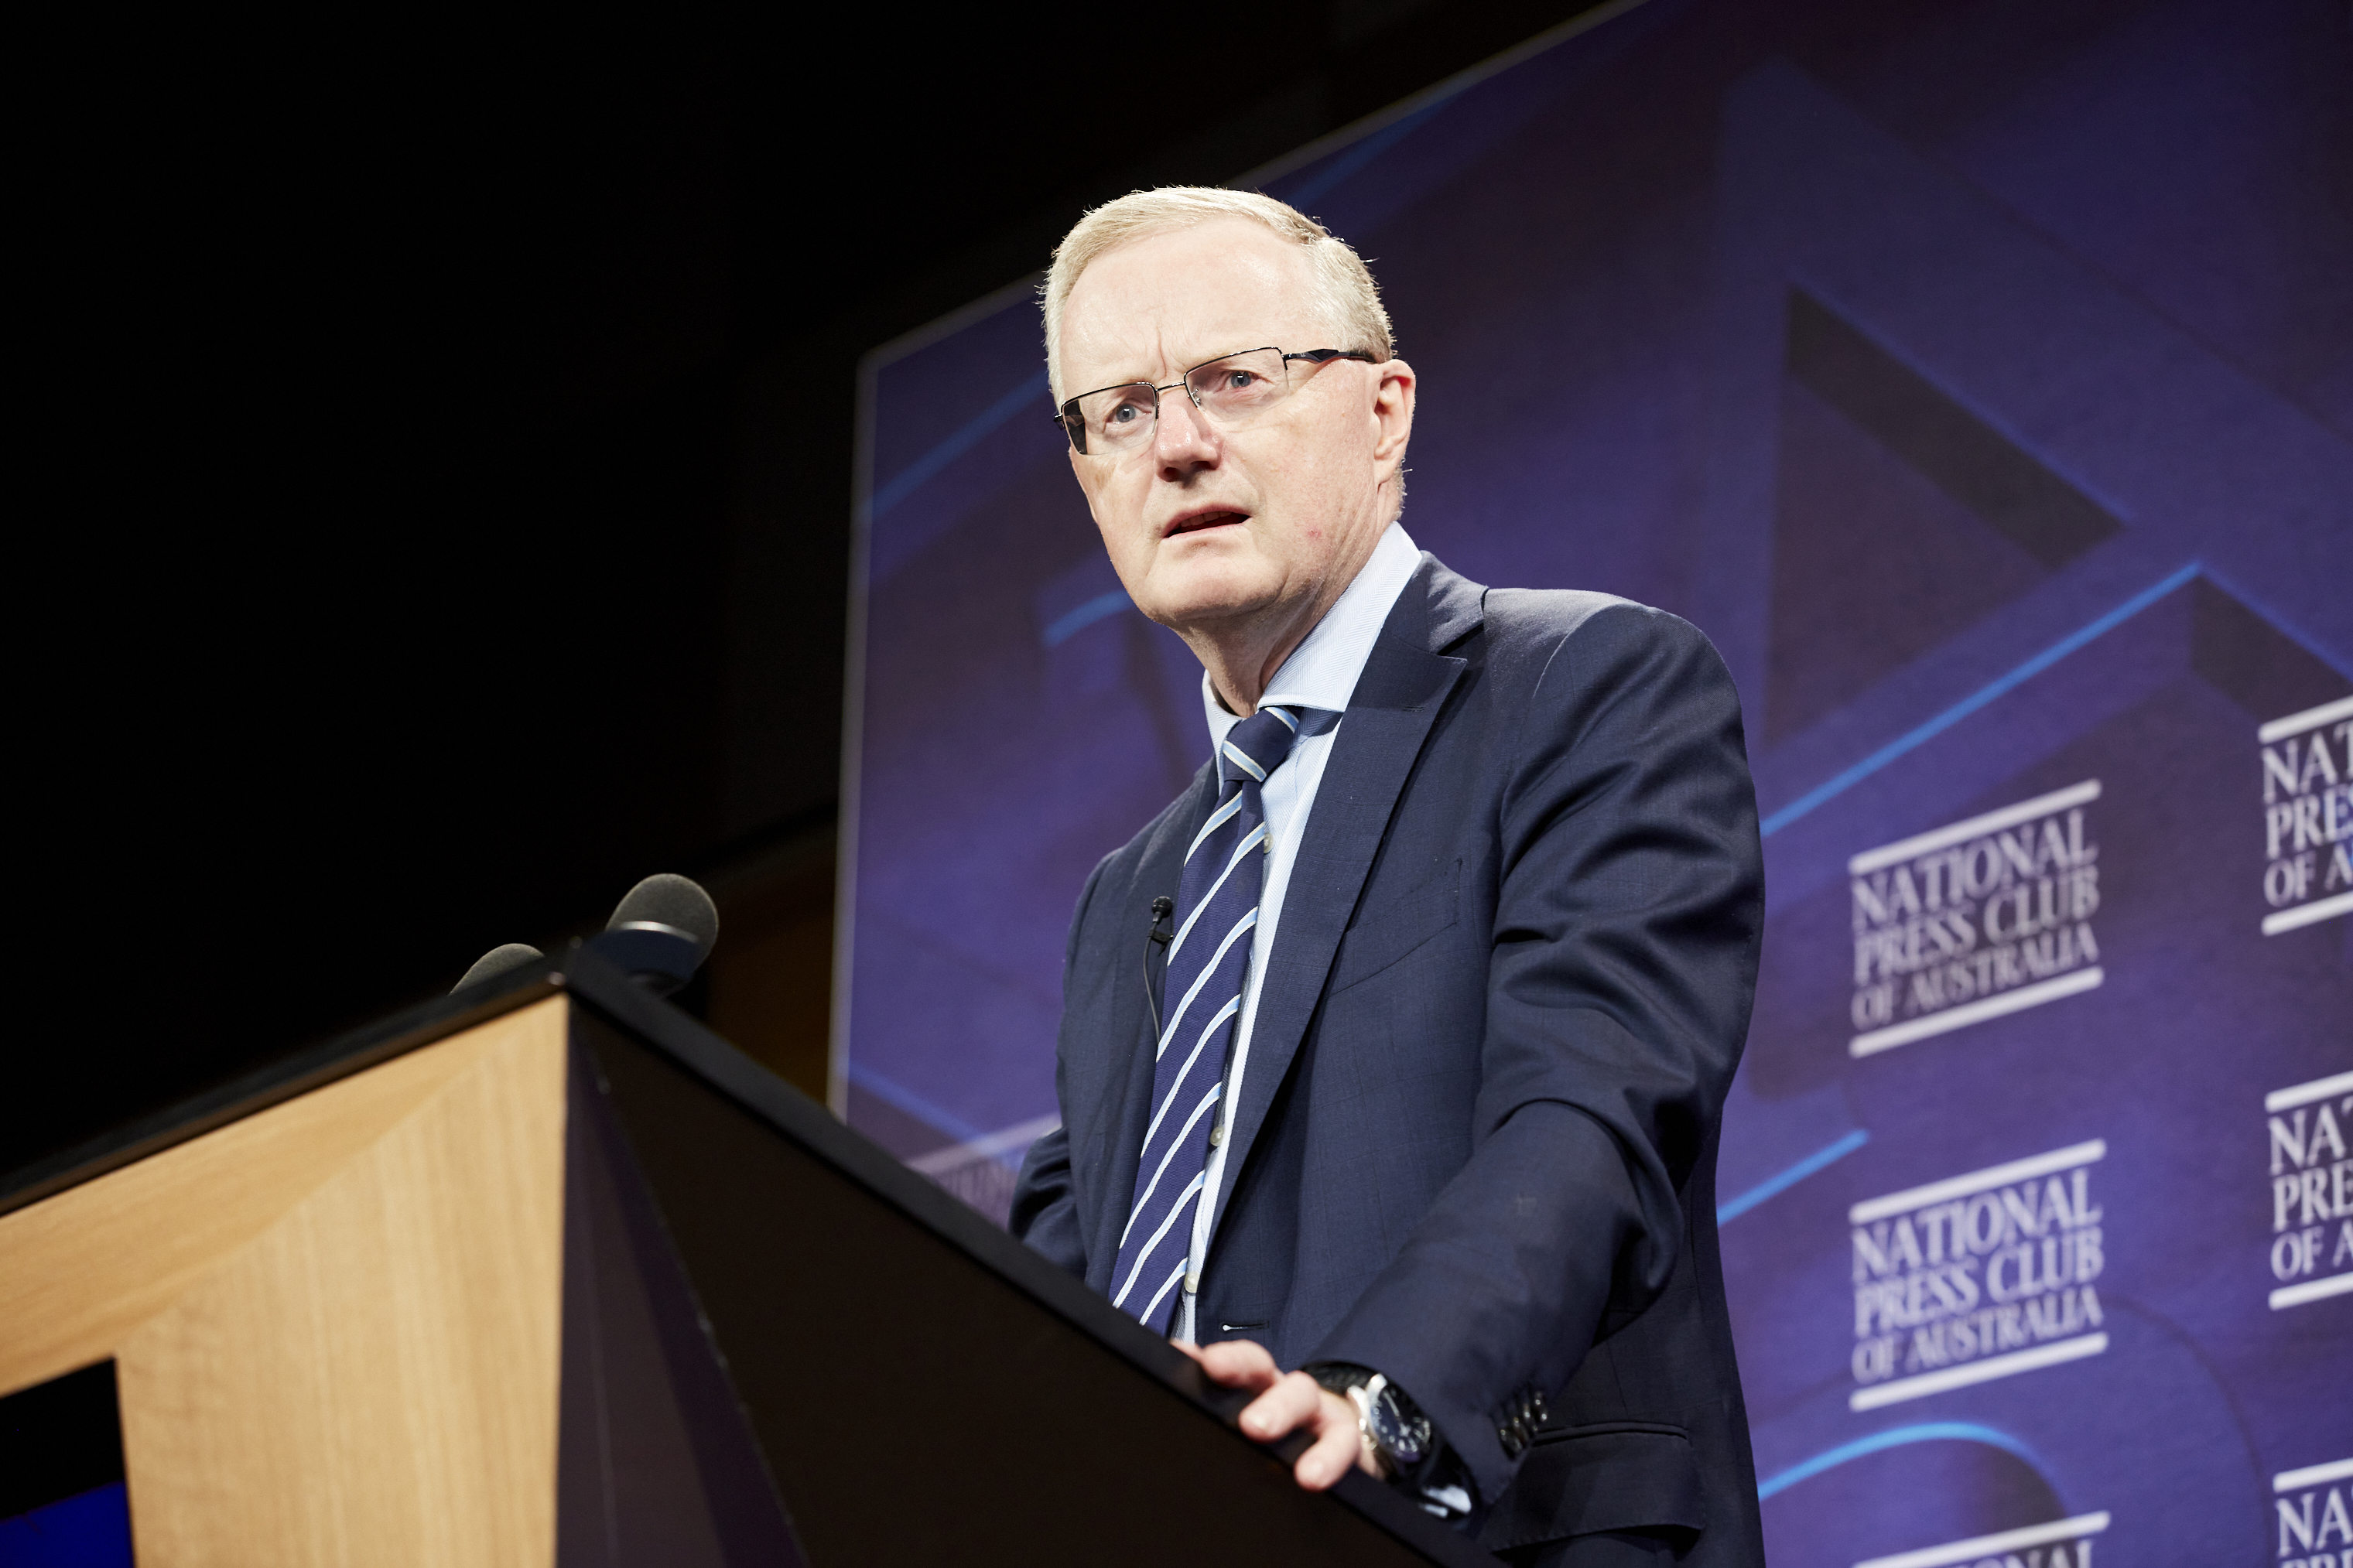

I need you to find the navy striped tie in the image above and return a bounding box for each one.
[1111,704,1301,1334]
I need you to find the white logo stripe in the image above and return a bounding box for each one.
[1264,705,1298,731]
[2267,1070,2353,1113]
[1121,1083,1225,1247]
[1167,823,1267,961]
[1185,794,1243,864]
[1114,1168,1207,1306]
[1222,740,1267,782]
[1852,1513,2110,1568]
[2275,1457,2353,1493]
[1157,908,1259,1056]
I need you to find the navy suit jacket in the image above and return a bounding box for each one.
[1011,555,1766,1563]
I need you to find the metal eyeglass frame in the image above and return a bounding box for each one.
[1053,347,1377,456]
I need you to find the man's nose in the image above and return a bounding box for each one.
[1153,389,1220,471]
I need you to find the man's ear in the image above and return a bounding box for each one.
[1370,358,1417,463]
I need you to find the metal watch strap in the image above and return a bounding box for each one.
[1307,1361,1375,1397]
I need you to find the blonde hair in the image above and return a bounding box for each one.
[1041,187,1394,400]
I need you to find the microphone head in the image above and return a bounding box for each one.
[589,873,720,994]
[607,873,720,949]
[452,942,545,994]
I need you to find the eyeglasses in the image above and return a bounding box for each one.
[1054,346,1377,456]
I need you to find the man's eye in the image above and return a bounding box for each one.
[1103,399,1151,428]
[1224,371,1260,390]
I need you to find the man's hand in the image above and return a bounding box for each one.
[1174,1339,1379,1490]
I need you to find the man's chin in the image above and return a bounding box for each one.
[1137,556,1285,630]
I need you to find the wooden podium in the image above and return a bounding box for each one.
[0,951,1493,1566]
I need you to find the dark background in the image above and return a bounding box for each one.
[15,0,1622,1173]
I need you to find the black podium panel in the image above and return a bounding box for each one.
[567,985,1489,1568]
[560,1035,807,1567]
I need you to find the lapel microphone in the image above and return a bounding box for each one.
[1143,895,1175,1040]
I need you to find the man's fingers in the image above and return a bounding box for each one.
[1293,1390,1369,1491]
[1193,1354,1383,1495]
[1237,1369,1325,1442]
[1195,1337,1283,1392]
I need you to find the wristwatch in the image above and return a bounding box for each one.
[1312,1365,1431,1480]
[1350,1374,1432,1479]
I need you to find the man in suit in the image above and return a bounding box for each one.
[1011,187,1766,1566]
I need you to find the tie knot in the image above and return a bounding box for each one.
[1219,705,1299,787]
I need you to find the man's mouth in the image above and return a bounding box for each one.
[1163,509,1248,538]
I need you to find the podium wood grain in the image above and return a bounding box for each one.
[0,996,569,1566]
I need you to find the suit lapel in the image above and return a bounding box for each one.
[1207,559,1484,1242]
[1083,764,1216,1288]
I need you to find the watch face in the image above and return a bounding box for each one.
[1368,1388,1428,1466]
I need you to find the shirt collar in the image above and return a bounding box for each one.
[1202,521,1422,750]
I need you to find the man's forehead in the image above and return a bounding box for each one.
[1061,221,1325,383]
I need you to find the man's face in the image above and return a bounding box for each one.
[1056,220,1414,642]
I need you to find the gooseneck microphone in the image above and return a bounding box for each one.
[451,942,545,993]
[587,873,720,995]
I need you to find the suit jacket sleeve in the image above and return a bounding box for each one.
[1312,603,1763,1504]
[1009,851,1111,1276]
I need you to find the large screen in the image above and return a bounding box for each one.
[839,0,2351,1559]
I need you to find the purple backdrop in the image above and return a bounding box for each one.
[838,1,2352,1559]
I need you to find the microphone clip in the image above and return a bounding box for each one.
[1143,895,1175,1039]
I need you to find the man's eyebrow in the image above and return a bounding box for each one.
[1076,347,1262,391]
[1096,352,1185,385]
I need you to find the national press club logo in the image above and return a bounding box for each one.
[1848,782,2104,1059]
[1849,1142,2108,1411]
[2259,695,2353,936]
[2274,1458,2353,1568]
[2266,1070,2353,1310]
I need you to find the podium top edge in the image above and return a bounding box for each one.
[0,959,577,1219]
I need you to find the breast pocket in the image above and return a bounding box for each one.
[1327,860,1461,995]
